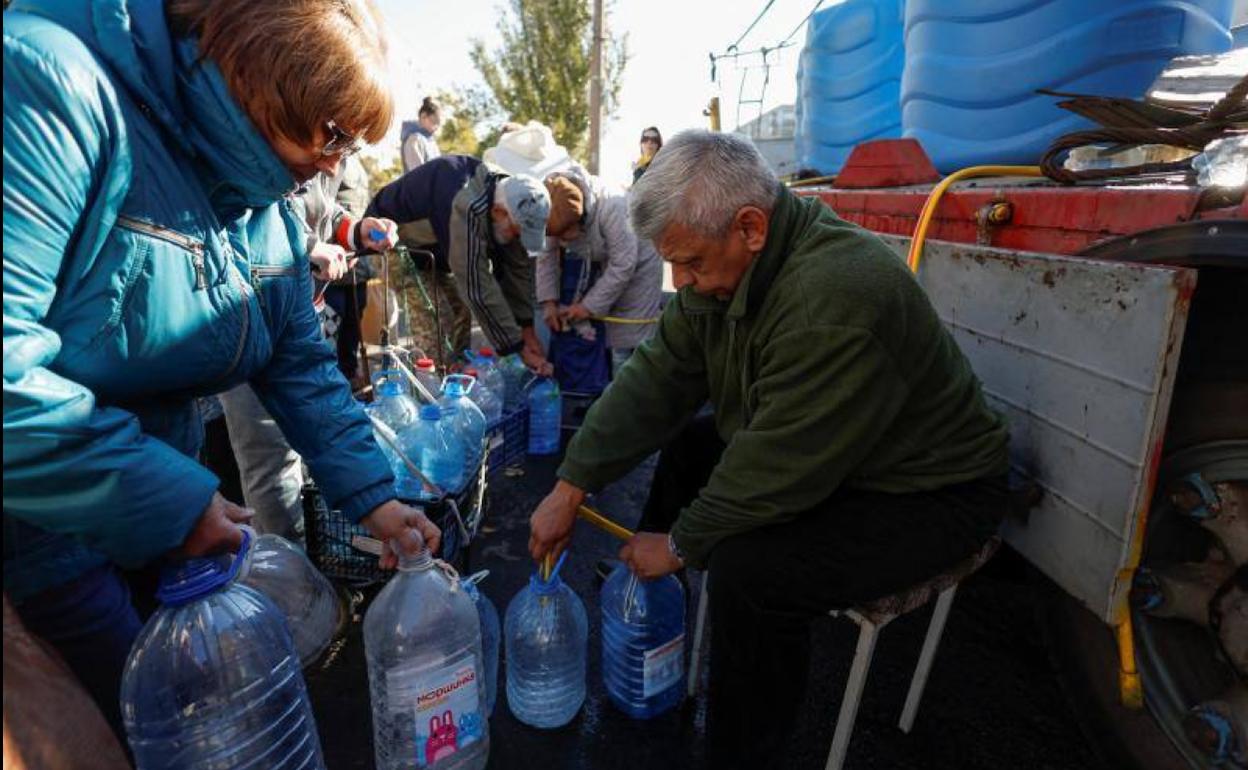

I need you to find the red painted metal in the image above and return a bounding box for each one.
[799,138,1245,255]
[833,138,941,189]
[802,183,1242,255]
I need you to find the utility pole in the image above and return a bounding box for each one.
[587,0,604,175]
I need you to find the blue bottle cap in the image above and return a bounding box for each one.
[444,380,465,397]
[420,403,442,420]
[156,528,252,606]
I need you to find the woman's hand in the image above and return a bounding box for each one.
[361,500,442,569]
[178,492,253,558]
[310,242,351,281]
[359,217,399,251]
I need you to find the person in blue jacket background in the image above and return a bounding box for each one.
[2,0,439,737]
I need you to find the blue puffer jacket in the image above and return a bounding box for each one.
[2,0,396,602]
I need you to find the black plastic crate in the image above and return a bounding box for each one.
[303,477,481,586]
[486,405,528,477]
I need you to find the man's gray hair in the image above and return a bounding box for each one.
[629,129,778,242]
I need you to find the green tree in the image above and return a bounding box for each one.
[360,154,403,198]
[434,86,506,158]
[470,0,627,160]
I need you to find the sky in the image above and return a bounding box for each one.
[371,0,825,188]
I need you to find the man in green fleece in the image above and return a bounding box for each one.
[529,130,1009,767]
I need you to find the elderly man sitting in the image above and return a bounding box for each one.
[528,130,1009,768]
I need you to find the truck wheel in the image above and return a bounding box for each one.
[1042,436,1248,770]
[1043,223,1248,769]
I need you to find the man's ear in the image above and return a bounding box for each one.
[735,206,769,252]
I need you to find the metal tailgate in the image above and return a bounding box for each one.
[878,235,1196,624]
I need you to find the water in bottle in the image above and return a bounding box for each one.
[504,555,588,728]
[470,348,508,408]
[498,353,531,412]
[464,367,504,423]
[241,531,345,667]
[121,530,325,769]
[365,532,489,770]
[462,571,500,717]
[367,370,423,499]
[601,563,686,719]
[414,404,463,498]
[527,377,562,455]
[440,374,487,482]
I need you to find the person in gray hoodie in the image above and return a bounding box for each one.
[537,166,663,374]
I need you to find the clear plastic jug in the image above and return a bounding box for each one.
[601,563,686,718]
[527,377,562,456]
[462,571,500,717]
[463,367,504,424]
[467,348,507,409]
[240,531,345,667]
[504,555,587,728]
[414,403,464,499]
[364,532,489,770]
[121,529,325,769]
[414,357,443,402]
[498,354,531,412]
[368,370,424,499]
[440,375,487,483]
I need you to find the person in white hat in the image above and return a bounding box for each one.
[368,155,554,373]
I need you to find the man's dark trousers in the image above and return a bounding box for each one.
[638,415,1005,769]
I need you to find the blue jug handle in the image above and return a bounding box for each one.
[443,373,476,394]
[223,525,254,585]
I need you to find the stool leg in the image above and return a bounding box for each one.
[688,574,709,699]
[899,585,958,734]
[826,619,879,770]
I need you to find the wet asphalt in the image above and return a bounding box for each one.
[305,450,1104,770]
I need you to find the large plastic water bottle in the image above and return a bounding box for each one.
[414,404,464,498]
[121,530,325,769]
[527,377,562,455]
[240,531,345,667]
[440,375,487,482]
[504,555,588,728]
[462,571,500,717]
[601,564,686,719]
[368,370,423,499]
[498,353,531,412]
[471,348,508,407]
[464,367,504,423]
[365,532,489,770]
[414,357,443,401]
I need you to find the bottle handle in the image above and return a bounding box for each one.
[443,373,477,394]
[224,525,254,585]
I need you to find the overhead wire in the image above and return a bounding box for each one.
[727,0,779,53]
[778,0,828,48]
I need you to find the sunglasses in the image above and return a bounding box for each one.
[321,120,363,157]
[641,135,660,143]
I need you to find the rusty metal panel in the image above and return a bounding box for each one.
[877,235,1196,624]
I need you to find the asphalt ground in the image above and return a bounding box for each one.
[305,450,1103,770]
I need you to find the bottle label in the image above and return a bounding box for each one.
[388,656,484,766]
[642,634,685,698]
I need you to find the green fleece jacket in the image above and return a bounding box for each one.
[558,186,1009,568]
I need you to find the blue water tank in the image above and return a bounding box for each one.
[902,0,1236,171]
[794,0,906,175]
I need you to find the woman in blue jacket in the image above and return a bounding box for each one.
[2,0,438,734]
